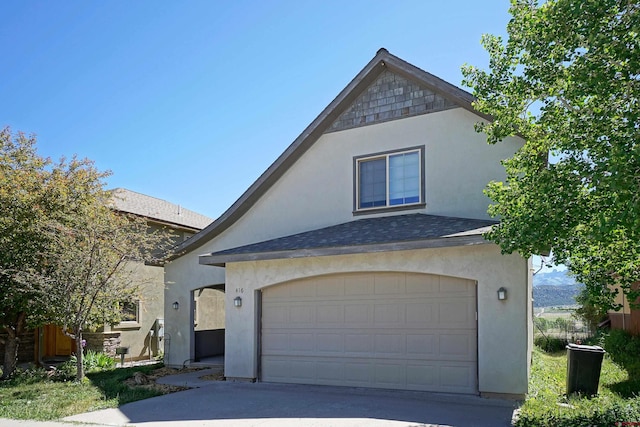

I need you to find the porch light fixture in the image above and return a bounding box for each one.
[497,287,507,301]
[234,296,242,308]
[172,301,179,310]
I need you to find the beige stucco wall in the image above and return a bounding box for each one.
[194,288,225,331]
[105,262,164,360]
[222,244,531,396]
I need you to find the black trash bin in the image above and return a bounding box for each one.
[566,343,605,396]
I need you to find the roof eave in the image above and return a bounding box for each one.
[199,234,490,267]
[113,209,205,233]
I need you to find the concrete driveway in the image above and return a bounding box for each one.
[2,369,518,427]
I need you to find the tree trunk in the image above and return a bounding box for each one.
[1,312,26,380]
[1,333,18,380]
[75,330,84,381]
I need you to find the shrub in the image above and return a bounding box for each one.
[3,367,51,385]
[604,330,640,371]
[57,350,116,378]
[515,399,640,427]
[82,350,116,371]
[534,335,568,353]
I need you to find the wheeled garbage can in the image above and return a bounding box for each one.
[566,343,605,396]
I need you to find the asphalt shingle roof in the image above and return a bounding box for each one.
[206,214,496,260]
[111,188,212,230]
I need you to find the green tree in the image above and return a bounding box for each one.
[462,0,640,311]
[0,128,63,379]
[40,162,171,381]
[0,127,171,380]
[574,287,608,335]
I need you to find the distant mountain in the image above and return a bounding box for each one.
[534,269,578,287]
[533,284,582,307]
[532,269,583,307]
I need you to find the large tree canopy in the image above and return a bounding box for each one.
[462,0,639,309]
[0,127,172,380]
[0,128,58,378]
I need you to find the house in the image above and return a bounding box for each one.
[23,189,212,365]
[164,48,532,399]
[608,282,640,335]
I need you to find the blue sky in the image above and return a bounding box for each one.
[1,1,514,219]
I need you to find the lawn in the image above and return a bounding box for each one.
[0,363,164,421]
[516,331,640,427]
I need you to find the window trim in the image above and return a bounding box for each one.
[353,146,425,214]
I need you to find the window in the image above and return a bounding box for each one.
[355,147,423,211]
[119,300,140,324]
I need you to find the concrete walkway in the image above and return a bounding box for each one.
[2,369,519,427]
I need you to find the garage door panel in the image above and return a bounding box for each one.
[261,272,477,394]
[344,333,374,353]
[316,276,345,296]
[374,273,406,295]
[440,333,476,360]
[290,306,315,323]
[262,332,289,352]
[262,358,315,382]
[345,275,375,295]
[344,361,374,384]
[440,364,475,389]
[406,333,438,356]
[289,281,316,297]
[262,305,288,324]
[406,273,440,294]
[438,300,476,326]
[406,302,437,323]
[439,276,475,294]
[374,362,405,386]
[289,333,315,351]
[344,304,370,323]
[374,333,405,355]
[373,303,404,324]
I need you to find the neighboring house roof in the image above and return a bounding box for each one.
[200,214,497,267]
[173,48,492,259]
[111,188,212,231]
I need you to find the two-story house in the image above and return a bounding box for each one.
[33,189,212,365]
[164,49,532,399]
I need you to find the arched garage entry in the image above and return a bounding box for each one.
[192,285,225,362]
[260,271,478,394]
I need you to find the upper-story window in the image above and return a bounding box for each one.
[354,147,424,212]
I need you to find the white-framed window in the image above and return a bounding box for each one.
[355,147,424,211]
[118,300,141,325]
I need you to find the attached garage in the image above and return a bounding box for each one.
[260,271,478,394]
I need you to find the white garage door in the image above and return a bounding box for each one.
[261,272,477,394]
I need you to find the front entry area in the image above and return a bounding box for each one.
[260,272,478,394]
[42,325,75,358]
[192,285,225,362]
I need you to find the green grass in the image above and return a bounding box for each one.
[516,333,640,427]
[0,363,163,421]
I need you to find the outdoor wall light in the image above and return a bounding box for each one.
[234,296,242,308]
[172,301,179,310]
[497,287,507,301]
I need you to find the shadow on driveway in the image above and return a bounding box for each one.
[64,381,517,427]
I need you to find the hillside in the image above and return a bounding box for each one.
[533,269,582,307]
[533,284,582,307]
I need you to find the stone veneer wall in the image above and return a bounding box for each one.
[0,329,36,364]
[327,69,457,133]
[84,332,121,357]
